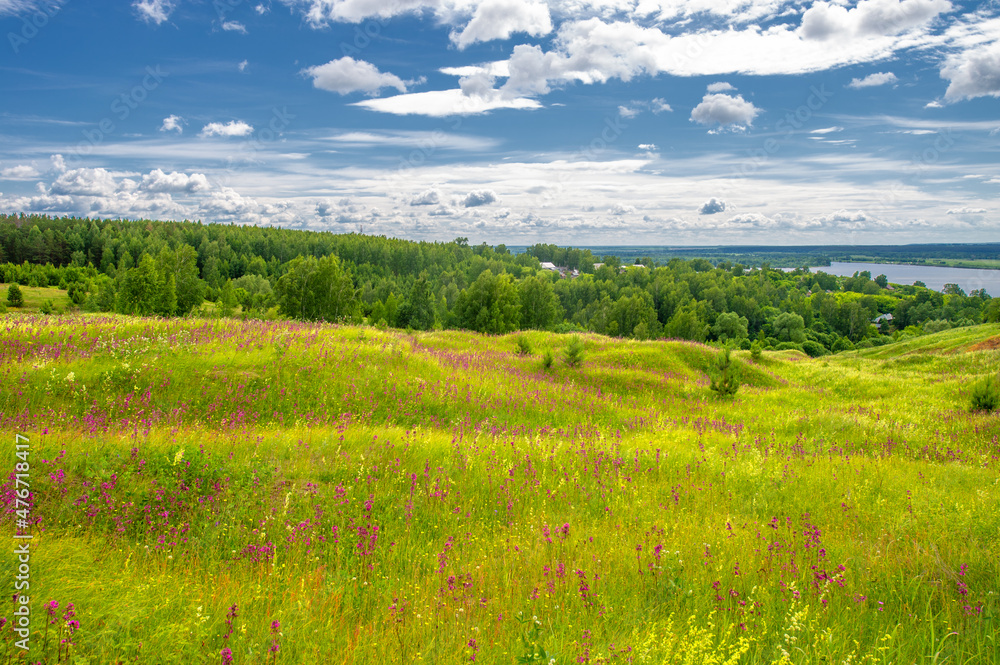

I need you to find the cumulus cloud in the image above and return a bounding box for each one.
[610,203,636,215]
[200,120,254,138]
[946,206,987,214]
[706,81,735,93]
[461,189,498,207]
[1,165,40,179]
[140,169,210,193]
[699,198,727,215]
[303,57,407,95]
[450,0,552,49]
[690,92,760,130]
[159,115,184,134]
[638,143,657,151]
[50,167,119,197]
[133,0,173,24]
[941,41,1000,101]
[222,20,247,33]
[848,71,898,88]
[409,189,440,206]
[799,0,951,41]
[199,187,261,218]
[238,59,249,72]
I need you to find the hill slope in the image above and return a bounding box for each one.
[1,315,997,663]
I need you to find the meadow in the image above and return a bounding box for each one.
[0,314,997,664]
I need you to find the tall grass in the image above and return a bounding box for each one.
[0,314,998,663]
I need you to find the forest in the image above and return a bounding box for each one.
[1,213,997,356]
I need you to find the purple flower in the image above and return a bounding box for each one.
[221,647,234,664]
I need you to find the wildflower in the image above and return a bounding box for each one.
[66,372,75,383]
[221,647,234,664]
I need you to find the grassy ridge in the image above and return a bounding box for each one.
[0,315,998,664]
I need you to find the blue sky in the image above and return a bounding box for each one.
[0,0,998,245]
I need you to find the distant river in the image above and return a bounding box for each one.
[811,261,1000,296]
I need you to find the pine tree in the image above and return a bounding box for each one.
[709,346,740,397]
[6,283,24,308]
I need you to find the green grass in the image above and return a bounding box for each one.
[1,283,73,313]
[0,314,998,664]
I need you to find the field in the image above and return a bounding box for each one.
[0,314,998,664]
[1,284,73,313]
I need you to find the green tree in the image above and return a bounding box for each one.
[772,312,806,343]
[709,346,740,397]
[398,278,436,330]
[519,276,561,330]
[455,270,521,334]
[712,311,749,343]
[157,274,177,316]
[275,254,357,322]
[6,283,24,308]
[117,254,159,315]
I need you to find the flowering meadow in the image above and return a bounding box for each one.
[0,314,998,664]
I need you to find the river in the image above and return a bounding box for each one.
[811,262,999,296]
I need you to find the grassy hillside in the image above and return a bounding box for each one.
[0,314,998,664]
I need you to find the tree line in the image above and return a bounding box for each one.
[1,213,997,354]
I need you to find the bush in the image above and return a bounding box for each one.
[541,349,554,370]
[709,346,740,398]
[801,340,828,357]
[739,338,752,350]
[562,336,585,367]
[750,341,763,362]
[6,283,23,308]
[39,299,53,315]
[775,342,804,352]
[970,377,1000,413]
[832,337,854,353]
[515,336,533,356]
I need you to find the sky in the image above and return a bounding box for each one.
[0,0,998,245]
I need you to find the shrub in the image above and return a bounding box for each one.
[801,340,828,357]
[832,337,854,353]
[709,346,740,397]
[39,299,53,315]
[750,341,762,362]
[775,342,804,352]
[970,377,1000,413]
[515,336,533,356]
[563,336,585,367]
[541,349,554,370]
[6,283,23,308]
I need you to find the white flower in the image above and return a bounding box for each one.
[66,372,75,383]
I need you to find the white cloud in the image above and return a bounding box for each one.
[238,59,249,72]
[353,88,541,116]
[1,165,40,179]
[50,154,66,172]
[698,197,727,215]
[651,98,672,113]
[618,105,640,118]
[254,3,268,14]
[50,167,119,197]
[690,92,760,130]
[200,121,254,138]
[199,187,261,219]
[410,189,440,206]
[942,41,1000,101]
[799,0,951,41]
[159,115,185,134]
[706,81,735,93]
[222,20,247,33]
[450,0,552,49]
[638,143,657,151]
[848,71,899,88]
[303,57,408,95]
[811,126,844,134]
[946,206,987,214]
[610,203,635,215]
[133,0,174,25]
[140,169,210,193]
[461,189,498,207]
